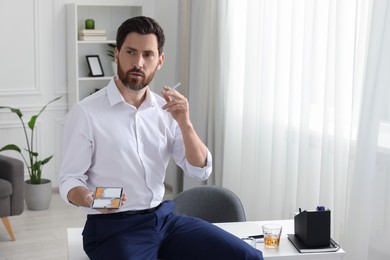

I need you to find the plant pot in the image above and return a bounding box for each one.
[24,179,52,210]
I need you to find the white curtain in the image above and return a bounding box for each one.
[344,1,390,259]
[181,0,390,259]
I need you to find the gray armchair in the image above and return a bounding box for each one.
[0,154,24,241]
[173,185,246,223]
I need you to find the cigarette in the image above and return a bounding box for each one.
[171,82,181,90]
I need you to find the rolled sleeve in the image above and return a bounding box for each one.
[184,149,213,180]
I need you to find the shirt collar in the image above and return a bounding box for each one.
[107,78,123,106]
[106,78,157,109]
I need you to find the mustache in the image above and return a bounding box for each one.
[127,68,145,77]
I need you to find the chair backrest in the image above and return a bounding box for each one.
[173,185,246,223]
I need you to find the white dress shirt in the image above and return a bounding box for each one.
[59,79,212,214]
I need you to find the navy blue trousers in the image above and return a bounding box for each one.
[83,200,263,260]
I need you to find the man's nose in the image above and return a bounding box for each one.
[133,56,144,69]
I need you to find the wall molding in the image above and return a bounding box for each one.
[0,0,41,96]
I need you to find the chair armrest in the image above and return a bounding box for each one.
[0,155,24,215]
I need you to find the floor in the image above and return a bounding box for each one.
[0,191,86,260]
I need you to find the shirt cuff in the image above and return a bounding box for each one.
[185,150,213,180]
[59,178,89,206]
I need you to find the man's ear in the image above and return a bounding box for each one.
[157,53,165,70]
[114,47,119,63]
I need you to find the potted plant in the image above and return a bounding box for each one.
[107,43,117,75]
[0,96,61,210]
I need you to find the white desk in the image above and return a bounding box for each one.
[215,219,345,260]
[68,219,345,260]
[68,228,88,260]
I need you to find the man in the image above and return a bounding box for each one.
[59,16,263,260]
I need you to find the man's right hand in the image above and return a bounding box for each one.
[67,186,94,208]
[68,187,127,213]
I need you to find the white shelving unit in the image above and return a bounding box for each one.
[66,3,143,110]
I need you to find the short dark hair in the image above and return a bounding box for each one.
[116,16,165,55]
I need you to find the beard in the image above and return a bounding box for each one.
[117,61,158,91]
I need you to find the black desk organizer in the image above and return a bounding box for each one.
[294,209,330,247]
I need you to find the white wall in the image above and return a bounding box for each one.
[0,0,180,187]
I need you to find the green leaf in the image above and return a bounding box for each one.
[0,106,23,118]
[27,96,63,131]
[28,115,38,130]
[32,161,42,171]
[11,108,23,118]
[0,144,21,153]
[41,155,53,165]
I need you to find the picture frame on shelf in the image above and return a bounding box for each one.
[86,55,104,77]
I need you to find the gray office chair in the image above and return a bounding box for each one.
[0,155,24,241]
[173,185,246,223]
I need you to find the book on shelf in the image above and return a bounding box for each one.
[79,29,107,35]
[287,234,340,253]
[79,35,107,41]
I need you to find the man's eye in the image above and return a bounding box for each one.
[127,50,135,55]
[144,53,154,58]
